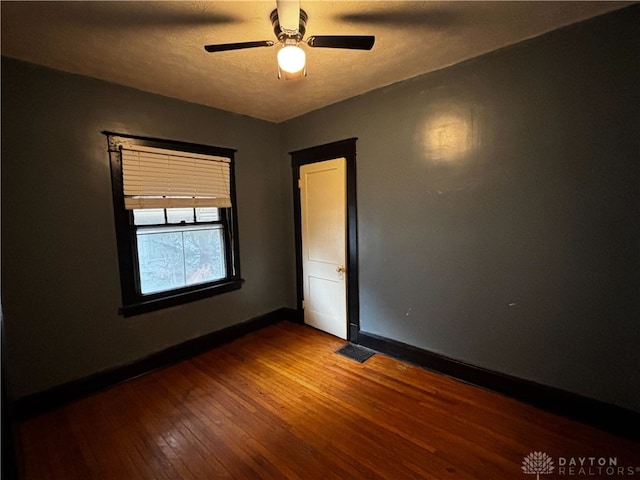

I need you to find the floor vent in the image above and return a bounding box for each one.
[335,343,376,363]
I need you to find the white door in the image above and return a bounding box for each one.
[299,158,347,339]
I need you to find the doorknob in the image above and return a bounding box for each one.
[336,266,346,273]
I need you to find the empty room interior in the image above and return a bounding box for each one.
[1,1,639,479]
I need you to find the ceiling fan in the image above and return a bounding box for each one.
[203,0,375,79]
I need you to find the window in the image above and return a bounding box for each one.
[133,207,226,295]
[105,132,242,316]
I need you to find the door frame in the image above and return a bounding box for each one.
[290,138,360,342]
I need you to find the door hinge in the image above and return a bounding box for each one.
[298,178,302,189]
[301,300,305,309]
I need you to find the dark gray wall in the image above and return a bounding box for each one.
[1,58,290,399]
[281,6,639,412]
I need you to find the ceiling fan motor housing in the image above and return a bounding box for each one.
[270,9,308,42]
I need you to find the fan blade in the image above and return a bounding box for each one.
[276,0,300,32]
[306,35,375,50]
[204,40,274,52]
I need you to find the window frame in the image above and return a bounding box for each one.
[105,131,243,316]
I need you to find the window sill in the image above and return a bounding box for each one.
[119,278,244,317]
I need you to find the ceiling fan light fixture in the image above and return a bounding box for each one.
[277,44,306,74]
[204,7,373,81]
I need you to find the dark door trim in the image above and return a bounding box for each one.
[290,138,360,342]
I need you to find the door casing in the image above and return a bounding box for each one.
[290,138,360,342]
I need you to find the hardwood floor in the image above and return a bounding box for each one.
[18,322,639,479]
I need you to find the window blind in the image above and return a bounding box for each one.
[120,144,231,209]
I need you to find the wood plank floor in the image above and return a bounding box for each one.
[18,322,639,479]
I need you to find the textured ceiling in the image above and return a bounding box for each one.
[1,1,631,123]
